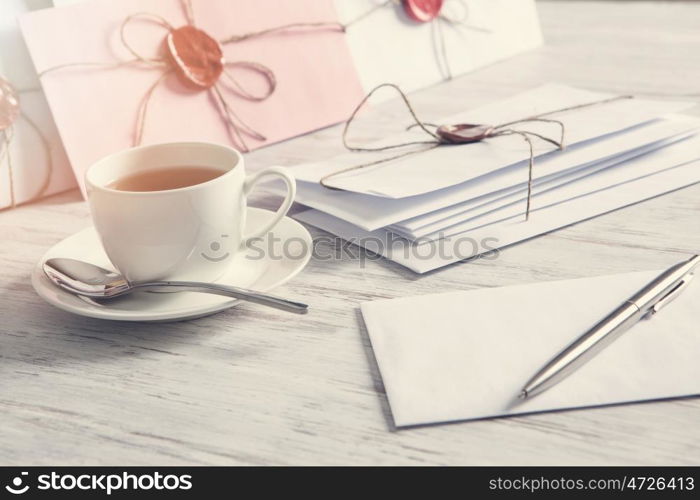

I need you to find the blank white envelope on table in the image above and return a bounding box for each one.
[360,269,700,427]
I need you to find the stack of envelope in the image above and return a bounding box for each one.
[268,84,700,273]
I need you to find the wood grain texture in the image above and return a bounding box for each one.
[1,1,700,465]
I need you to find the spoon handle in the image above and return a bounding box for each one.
[132,281,308,314]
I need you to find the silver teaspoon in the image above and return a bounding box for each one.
[43,258,308,314]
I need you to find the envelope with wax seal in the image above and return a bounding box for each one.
[334,0,543,98]
[21,0,365,195]
[290,84,696,199]
[266,114,699,231]
[361,269,700,426]
[54,0,543,100]
[0,0,76,211]
[294,135,700,273]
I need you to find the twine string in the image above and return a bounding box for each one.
[211,83,267,152]
[37,60,153,78]
[120,13,173,64]
[439,0,469,25]
[38,13,171,78]
[220,21,346,44]
[39,0,345,152]
[214,61,276,150]
[320,83,633,220]
[221,61,277,102]
[1,126,15,208]
[0,86,55,210]
[212,84,249,151]
[489,129,538,220]
[39,13,173,148]
[183,0,195,25]
[432,16,452,80]
[134,71,172,147]
[0,118,52,210]
[184,0,276,150]
[433,0,493,80]
[342,83,440,152]
[342,0,394,29]
[438,0,490,32]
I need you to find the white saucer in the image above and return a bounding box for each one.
[32,208,312,322]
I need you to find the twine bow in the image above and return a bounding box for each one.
[320,83,633,220]
[39,0,345,153]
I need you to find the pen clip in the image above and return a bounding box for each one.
[646,273,694,318]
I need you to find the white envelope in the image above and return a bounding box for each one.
[0,0,76,210]
[294,154,700,273]
[334,0,543,98]
[361,269,700,427]
[268,115,698,231]
[291,84,695,198]
[393,133,700,240]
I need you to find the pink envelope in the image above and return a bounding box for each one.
[20,0,364,194]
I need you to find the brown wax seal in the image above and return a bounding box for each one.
[437,124,495,144]
[0,76,20,131]
[402,0,444,23]
[166,25,224,89]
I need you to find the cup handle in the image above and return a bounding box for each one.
[242,166,296,245]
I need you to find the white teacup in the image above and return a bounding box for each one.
[85,142,295,283]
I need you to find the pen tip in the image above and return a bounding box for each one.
[518,390,528,399]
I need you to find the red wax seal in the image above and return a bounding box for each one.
[0,76,20,131]
[437,124,494,144]
[401,0,444,22]
[166,25,224,89]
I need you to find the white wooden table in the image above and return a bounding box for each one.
[2,1,700,465]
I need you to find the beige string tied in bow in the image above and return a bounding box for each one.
[321,83,633,220]
[0,77,53,210]
[38,0,345,153]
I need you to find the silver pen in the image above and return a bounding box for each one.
[520,254,699,400]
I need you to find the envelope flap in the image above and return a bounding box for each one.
[361,269,700,426]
